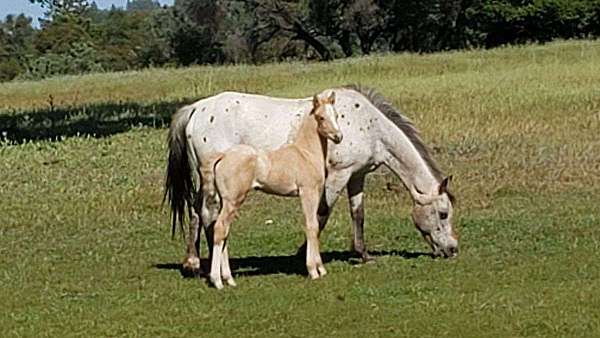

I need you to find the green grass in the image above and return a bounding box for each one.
[1,40,600,337]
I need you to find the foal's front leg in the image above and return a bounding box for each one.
[300,188,326,279]
[296,169,352,256]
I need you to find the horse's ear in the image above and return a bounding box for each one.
[438,176,452,195]
[328,91,336,104]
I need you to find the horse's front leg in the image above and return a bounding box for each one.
[296,169,353,256]
[347,174,374,262]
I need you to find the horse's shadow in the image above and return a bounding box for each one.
[154,249,431,278]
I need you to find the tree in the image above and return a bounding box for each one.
[29,0,90,20]
[0,14,36,81]
[250,0,333,61]
[127,0,161,12]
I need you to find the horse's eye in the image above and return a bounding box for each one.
[439,212,448,220]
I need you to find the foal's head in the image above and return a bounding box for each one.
[410,177,458,258]
[312,92,343,144]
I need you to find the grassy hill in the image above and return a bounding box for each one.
[1,40,599,336]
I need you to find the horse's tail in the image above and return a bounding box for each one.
[164,105,197,239]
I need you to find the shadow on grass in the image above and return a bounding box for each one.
[154,249,431,279]
[0,99,195,144]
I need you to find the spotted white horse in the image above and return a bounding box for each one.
[164,85,458,275]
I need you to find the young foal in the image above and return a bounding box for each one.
[201,92,342,289]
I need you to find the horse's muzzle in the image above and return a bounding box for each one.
[332,134,343,144]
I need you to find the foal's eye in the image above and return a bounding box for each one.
[439,212,448,220]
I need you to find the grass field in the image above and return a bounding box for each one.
[1,40,600,337]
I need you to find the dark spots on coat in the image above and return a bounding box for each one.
[354,103,360,108]
[347,122,351,126]
[341,114,345,119]
[201,107,206,112]
[203,137,207,143]
[225,108,229,112]
[236,100,240,104]
[359,127,364,132]
[209,115,215,123]
[264,114,268,118]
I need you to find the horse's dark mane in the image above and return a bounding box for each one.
[344,84,447,185]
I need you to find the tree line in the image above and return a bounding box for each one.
[1,0,600,82]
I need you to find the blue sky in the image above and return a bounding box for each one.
[0,0,174,27]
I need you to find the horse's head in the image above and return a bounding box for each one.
[410,177,458,258]
[312,91,343,144]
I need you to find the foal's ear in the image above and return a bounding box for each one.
[327,91,336,104]
[438,176,452,195]
[312,94,321,109]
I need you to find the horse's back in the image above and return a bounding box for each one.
[185,88,383,174]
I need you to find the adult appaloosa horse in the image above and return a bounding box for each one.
[164,85,458,275]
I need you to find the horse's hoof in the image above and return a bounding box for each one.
[225,278,237,287]
[182,257,202,276]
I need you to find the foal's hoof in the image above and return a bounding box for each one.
[211,277,224,290]
[225,278,237,287]
[308,270,320,280]
[182,256,201,275]
[317,266,328,277]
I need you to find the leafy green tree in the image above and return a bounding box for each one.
[0,14,36,81]
[127,0,161,12]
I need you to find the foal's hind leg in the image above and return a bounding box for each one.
[221,241,236,287]
[209,200,237,289]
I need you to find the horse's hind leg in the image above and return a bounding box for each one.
[201,187,220,268]
[182,190,202,275]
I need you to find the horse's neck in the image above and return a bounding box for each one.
[293,115,327,167]
[379,123,439,193]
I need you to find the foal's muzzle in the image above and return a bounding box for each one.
[332,133,343,144]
